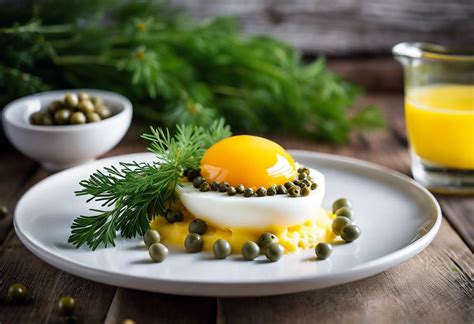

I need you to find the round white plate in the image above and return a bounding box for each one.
[14,151,441,297]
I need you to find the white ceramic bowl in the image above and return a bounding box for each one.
[2,89,132,171]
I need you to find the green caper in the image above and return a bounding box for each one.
[78,100,95,114]
[189,219,208,235]
[184,233,203,253]
[284,182,294,190]
[241,241,260,260]
[276,185,287,194]
[310,182,318,190]
[54,109,72,125]
[226,186,237,196]
[334,206,353,220]
[288,186,300,197]
[332,198,352,213]
[298,173,307,180]
[70,112,86,125]
[236,184,245,194]
[86,112,101,123]
[341,224,361,242]
[297,167,305,173]
[91,96,103,106]
[213,239,231,259]
[243,188,254,197]
[302,179,312,188]
[186,170,200,182]
[218,182,229,193]
[256,187,267,197]
[143,229,161,247]
[58,295,76,315]
[0,205,8,218]
[40,114,54,126]
[331,216,352,236]
[78,92,90,101]
[302,167,310,175]
[48,100,64,114]
[267,186,277,196]
[293,180,302,187]
[199,181,210,192]
[29,111,44,125]
[7,283,29,303]
[165,208,183,223]
[301,186,311,196]
[264,243,284,262]
[149,243,168,262]
[192,176,204,188]
[95,105,112,119]
[210,182,220,191]
[64,93,79,109]
[315,243,333,260]
[258,232,278,247]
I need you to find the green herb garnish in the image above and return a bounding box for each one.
[68,119,231,250]
[1,0,383,143]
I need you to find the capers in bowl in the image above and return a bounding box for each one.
[58,295,76,315]
[29,92,114,126]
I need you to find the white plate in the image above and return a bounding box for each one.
[14,151,441,297]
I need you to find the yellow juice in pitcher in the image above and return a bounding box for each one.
[405,84,474,169]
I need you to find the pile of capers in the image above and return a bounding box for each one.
[144,229,169,262]
[331,198,361,243]
[185,166,317,198]
[29,92,112,126]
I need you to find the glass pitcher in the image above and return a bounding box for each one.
[393,43,474,194]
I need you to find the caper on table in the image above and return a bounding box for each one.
[334,206,353,220]
[149,243,169,262]
[332,198,352,213]
[258,232,279,247]
[332,216,352,236]
[185,233,203,252]
[189,219,208,235]
[7,283,29,303]
[265,243,284,262]
[241,241,260,260]
[0,205,8,218]
[58,295,76,315]
[213,239,231,259]
[341,224,361,242]
[143,229,161,247]
[165,208,183,223]
[315,243,333,260]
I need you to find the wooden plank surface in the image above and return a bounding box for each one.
[170,0,474,55]
[0,92,473,323]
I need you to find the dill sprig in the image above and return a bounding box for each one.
[68,119,231,250]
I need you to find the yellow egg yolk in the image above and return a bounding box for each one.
[200,135,297,188]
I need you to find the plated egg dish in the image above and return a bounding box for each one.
[69,120,360,262]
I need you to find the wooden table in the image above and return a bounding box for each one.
[0,92,472,323]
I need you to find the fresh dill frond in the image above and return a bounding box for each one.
[68,119,231,250]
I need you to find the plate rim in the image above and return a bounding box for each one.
[13,150,442,296]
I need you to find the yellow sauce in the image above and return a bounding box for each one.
[405,84,474,169]
[150,208,335,253]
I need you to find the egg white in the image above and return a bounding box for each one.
[176,168,325,230]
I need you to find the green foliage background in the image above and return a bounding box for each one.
[0,0,383,143]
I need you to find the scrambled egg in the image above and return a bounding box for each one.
[150,208,335,253]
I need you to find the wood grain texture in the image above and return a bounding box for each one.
[216,219,473,324]
[170,0,474,55]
